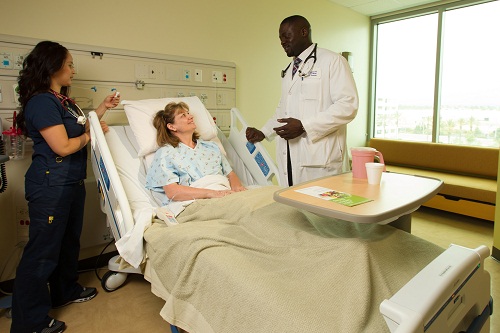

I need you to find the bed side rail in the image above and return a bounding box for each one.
[380,244,492,333]
[88,111,134,241]
[228,108,282,186]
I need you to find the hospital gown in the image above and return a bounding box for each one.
[145,139,232,205]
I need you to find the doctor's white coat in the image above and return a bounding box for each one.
[261,45,358,186]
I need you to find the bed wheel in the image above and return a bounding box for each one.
[101,271,128,292]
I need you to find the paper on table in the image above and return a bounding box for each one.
[295,186,373,207]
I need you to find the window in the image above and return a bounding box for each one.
[371,0,500,147]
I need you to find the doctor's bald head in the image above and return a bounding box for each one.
[279,15,313,57]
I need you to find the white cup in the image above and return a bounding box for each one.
[365,162,385,185]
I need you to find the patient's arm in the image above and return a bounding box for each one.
[163,183,234,201]
[228,171,246,192]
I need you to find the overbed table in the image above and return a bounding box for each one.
[274,171,443,232]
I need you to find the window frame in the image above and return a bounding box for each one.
[368,0,497,143]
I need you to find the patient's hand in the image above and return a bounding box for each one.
[211,189,235,198]
[232,185,247,192]
[227,171,245,193]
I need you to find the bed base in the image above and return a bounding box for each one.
[380,244,492,333]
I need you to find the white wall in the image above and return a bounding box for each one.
[0,0,370,279]
[0,0,370,144]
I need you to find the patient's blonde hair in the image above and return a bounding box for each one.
[153,102,199,148]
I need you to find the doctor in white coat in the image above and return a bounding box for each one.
[246,15,358,186]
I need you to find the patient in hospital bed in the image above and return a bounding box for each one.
[145,101,246,205]
[113,98,258,268]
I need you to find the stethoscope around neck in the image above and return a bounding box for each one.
[281,43,317,79]
[50,90,86,125]
[67,103,87,125]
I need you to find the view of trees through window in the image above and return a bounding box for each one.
[372,0,500,147]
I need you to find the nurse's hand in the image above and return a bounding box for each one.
[273,118,305,140]
[100,120,109,133]
[100,93,121,111]
[246,127,265,143]
[96,93,121,118]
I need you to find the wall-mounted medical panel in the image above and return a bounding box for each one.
[0,34,236,128]
[69,52,236,88]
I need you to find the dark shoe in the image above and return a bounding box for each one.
[37,318,65,333]
[52,287,98,309]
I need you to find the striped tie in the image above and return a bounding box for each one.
[292,57,301,78]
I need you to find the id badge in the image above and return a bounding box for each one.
[309,69,321,78]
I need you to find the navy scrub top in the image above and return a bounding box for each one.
[24,92,87,186]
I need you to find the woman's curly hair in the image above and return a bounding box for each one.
[16,41,69,135]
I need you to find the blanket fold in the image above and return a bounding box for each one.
[116,174,232,268]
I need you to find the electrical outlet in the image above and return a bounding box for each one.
[135,63,149,79]
[212,71,222,83]
[16,206,29,243]
[149,65,157,79]
[149,64,164,80]
[102,228,113,241]
[13,54,25,70]
[195,69,203,82]
[216,92,225,105]
[200,93,208,104]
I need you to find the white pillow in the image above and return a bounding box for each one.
[122,96,218,157]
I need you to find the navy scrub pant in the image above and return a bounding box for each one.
[10,179,86,333]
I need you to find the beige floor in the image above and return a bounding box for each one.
[0,207,498,332]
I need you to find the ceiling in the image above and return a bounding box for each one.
[329,0,445,16]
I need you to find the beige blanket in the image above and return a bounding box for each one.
[144,186,443,333]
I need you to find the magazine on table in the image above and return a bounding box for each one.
[295,186,372,207]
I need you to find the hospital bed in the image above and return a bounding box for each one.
[88,96,492,333]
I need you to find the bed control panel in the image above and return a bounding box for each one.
[227,108,280,186]
[156,206,179,227]
[254,152,270,177]
[246,141,270,176]
[246,141,256,154]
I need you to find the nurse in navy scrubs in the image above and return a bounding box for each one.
[11,41,120,333]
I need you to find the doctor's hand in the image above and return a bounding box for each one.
[273,118,305,140]
[246,127,265,143]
